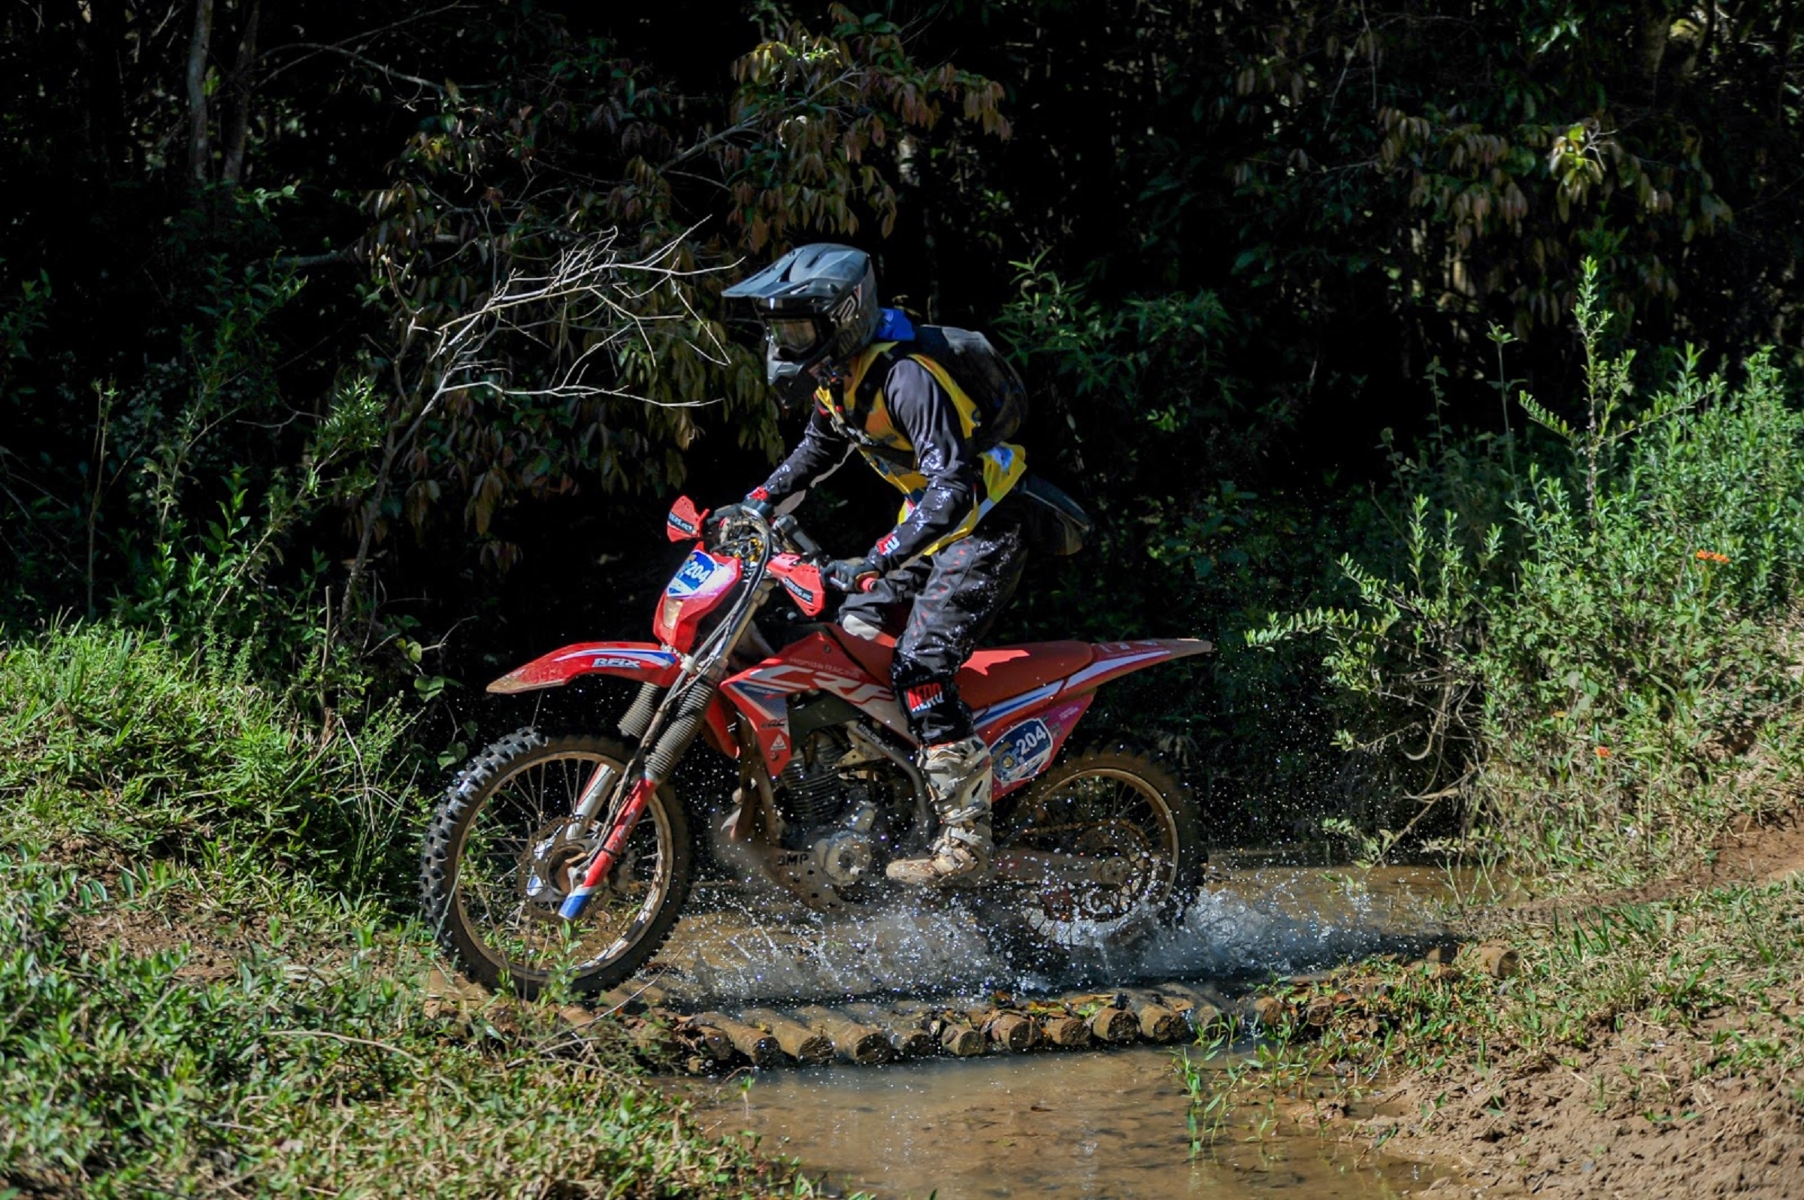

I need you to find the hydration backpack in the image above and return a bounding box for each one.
[855,323,1029,451]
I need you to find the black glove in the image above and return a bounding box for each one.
[824,556,882,593]
[710,496,772,530]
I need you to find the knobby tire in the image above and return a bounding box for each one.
[420,727,692,998]
[990,743,1204,960]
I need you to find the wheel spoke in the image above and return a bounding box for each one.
[996,760,1188,942]
[456,751,672,980]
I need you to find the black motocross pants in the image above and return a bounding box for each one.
[839,495,1030,745]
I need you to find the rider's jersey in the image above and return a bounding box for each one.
[756,345,1028,570]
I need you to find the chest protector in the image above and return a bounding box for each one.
[816,327,1030,555]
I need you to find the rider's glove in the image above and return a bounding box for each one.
[710,494,773,530]
[824,556,882,594]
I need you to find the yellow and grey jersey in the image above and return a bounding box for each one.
[757,343,1028,568]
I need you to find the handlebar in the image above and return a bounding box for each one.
[689,499,862,596]
[772,514,824,560]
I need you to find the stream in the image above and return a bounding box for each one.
[648,863,1464,1197]
[672,1043,1445,1198]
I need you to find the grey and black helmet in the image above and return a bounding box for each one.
[723,243,879,412]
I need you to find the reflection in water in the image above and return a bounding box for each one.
[673,1045,1440,1199]
[647,866,1460,1009]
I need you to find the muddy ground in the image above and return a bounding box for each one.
[1332,816,1804,1199]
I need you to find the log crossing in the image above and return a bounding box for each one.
[426,955,1500,1075]
[585,979,1250,1074]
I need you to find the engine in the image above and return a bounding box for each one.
[777,726,859,825]
[776,725,887,888]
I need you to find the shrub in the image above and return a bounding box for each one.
[1256,263,1804,882]
[0,852,800,1198]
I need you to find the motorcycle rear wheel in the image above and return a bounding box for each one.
[420,727,692,998]
[990,744,1202,958]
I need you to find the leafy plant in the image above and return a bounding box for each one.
[1254,260,1804,878]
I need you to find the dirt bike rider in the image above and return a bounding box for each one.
[718,243,1032,887]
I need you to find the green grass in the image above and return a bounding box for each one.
[0,623,841,1198]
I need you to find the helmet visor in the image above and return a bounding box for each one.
[766,316,826,360]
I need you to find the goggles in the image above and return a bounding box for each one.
[765,315,828,360]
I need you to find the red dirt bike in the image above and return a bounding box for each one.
[421,497,1212,996]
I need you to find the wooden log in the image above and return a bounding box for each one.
[1120,990,1184,1042]
[795,1006,896,1065]
[877,1000,981,1057]
[937,1016,986,1057]
[1423,940,1464,965]
[1474,942,1520,979]
[1250,994,1292,1030]
[1038,1013,1093,1048]
[844,1003,938,1059]
[1087,1003,1140,1044]
[628,1018,682,1065]
[676,1018,735,1062]
[1150,983,1226,1034]
[979,1010,1039,1052]
[697,1012,783,1068]
[595,980,668,1016]
[1302,995,1340,1029]
[740,1008,833,1064]
[555,1003,596,1032]
[1057,990,1140,1043]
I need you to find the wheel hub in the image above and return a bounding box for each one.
[518,820,605,921]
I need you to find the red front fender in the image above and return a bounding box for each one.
[486,642,681,695]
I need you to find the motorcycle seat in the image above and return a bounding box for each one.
[828,628,1095,711]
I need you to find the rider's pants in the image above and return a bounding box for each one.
[839,495,1030,744]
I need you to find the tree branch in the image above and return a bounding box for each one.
[276,42,449,94]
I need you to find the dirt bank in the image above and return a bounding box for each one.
[1316,814,1804,1198]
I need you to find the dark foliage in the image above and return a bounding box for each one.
[4,0,1803,844]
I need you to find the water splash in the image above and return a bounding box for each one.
[647,865,1453,1009]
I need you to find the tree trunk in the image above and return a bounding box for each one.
[222,0,261,185]
[186,0,216,185]
[1637,0,1673,101]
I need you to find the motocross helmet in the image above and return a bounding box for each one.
[722,243,879,414]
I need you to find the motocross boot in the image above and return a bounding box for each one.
[886,735,994,886]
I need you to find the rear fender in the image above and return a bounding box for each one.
[1057,638,1212,693]
[972,638,1210,797]
[486,642,681,695]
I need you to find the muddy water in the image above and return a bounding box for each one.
[649,865,1462,1198]
[673,1044,1445,1199]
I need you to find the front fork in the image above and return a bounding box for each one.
[556,671,725,921]
[557,776,658,919]
[556,537,776,922]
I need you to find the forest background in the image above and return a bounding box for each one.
[9,0,1803,850]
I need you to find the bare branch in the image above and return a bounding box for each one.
[339,227,735,628]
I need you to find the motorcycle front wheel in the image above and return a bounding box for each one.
[420,727,692,998]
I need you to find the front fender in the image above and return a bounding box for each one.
[486,642,681,695]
